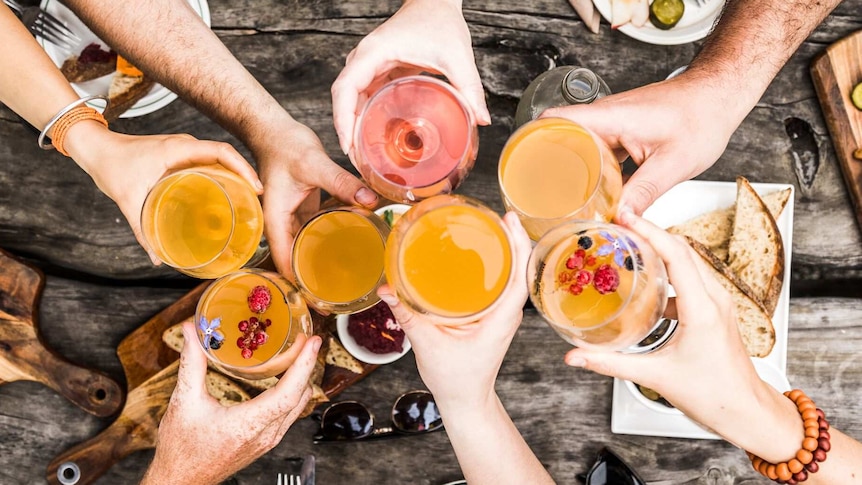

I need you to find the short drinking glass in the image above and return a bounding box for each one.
[528,221,671,352]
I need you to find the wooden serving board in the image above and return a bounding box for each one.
[47,282,378,485]
[811,30,862,230]
[0,248,124,418]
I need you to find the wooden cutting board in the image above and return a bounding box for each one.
[47,281,378,485]
[811,30,862,230]
[0,248,124,418]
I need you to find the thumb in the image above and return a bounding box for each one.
[308,156,378,208]
[619,155,679,216]
[177,321,210,399]
[444,63,491,126]
[564,347,657,386]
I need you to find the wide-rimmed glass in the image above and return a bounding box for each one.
[292,206,390,314]
[527,221,671,353]
[353,75,478,203]
[498,117,622,240]
[195,269,313,380]
[385,195,515,325]
[141,165,266,279]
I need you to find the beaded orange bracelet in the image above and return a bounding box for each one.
[50,106,109,157]
[747,389,830,484]
[37,95,109,155]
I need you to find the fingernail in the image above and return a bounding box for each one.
[148,251,161,266]
[378,292,398,307]
[254,180,264,193]
[312,337,322,353]
[566,356,586,368]
[618,205,635,225]
[338,136,349,156]
[355,187,378,206]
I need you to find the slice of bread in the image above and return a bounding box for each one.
[668,187,790,263]
[103,72,154,122]
[205,370,250,406]
[727,177,785,316]
[60,43,117,83]
[325,336,364,374]
[687,238,776,358]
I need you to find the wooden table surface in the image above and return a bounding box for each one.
[2,1,862,484]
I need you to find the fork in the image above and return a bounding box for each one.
[276,473,303,485]
[3,0,80,50]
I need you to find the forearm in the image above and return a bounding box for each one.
[683,0,841,125]
[0,7,79,129]
[439,391,554,485]
[62,0,296,158]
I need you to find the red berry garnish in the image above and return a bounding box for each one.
[249,316,258,325]
[593,264,620,294]
[247,285,272,313]
[585,255,597,267]
[238,320,249,332]
[264,319,271,327]
[566,257,577,270]
[249,342,259,351]
[576,270,592,285]
[241,348,253,359]
[236,337,246,349]
[255,332,267,345]
[568,284,583,296]
[575,249,586,259]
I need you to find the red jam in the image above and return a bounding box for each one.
[347,302,405,354]
[78,43,116,65]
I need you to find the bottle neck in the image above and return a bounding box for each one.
[561,68,602,104]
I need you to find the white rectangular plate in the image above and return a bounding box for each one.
[611,180,794,440]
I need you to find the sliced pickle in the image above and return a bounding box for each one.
[852,82,862,111]
[649,0,685,30]
[636,384,675,408]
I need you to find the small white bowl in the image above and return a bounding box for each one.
[336,312,412,365]
[374,203,412,226]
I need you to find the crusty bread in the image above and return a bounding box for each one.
[103,73,154,122]
[687,238,776,358]
[205,370,250,406]
[668,187,790,263]
[325,336,364,374]
[727,178,785,316]
[60,43,117,83]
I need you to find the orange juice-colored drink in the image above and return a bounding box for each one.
[196,270,312,380]
[386,196,514,322]
[528,222,668,351]
[498,118,622,240]
[142,165,263,279]
[293,208,389,313]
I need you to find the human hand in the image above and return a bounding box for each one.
[254,119,378,275]
[331,0,491,156]
[64,121,263,265]
[141,321,322,485]
[543,74,748,215]
[377,212,531,409]
[564,211,803,462]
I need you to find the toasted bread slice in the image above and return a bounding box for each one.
[205,370,250,406]
[668,187,790,263]
[103,72,154,121]
[326,336,364,374]
[727,178,785,316]
[687,238,776,358]
[60,43,117,83]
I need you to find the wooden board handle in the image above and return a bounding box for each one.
[37,350,125,418]
[45,363,179,485]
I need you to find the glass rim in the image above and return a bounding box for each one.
[291,206,389,308]
[353,75,477,190]
[529,221,646,333]
[497,117,609,222]
[194,268,296,373]
[141,168,236,271]
[392,194,517,323]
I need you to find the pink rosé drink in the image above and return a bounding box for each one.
[353,76,478,203]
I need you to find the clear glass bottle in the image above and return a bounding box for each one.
[514,67,611,128]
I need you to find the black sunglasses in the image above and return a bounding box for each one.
[576,447,646,485]
[313,390,444,443]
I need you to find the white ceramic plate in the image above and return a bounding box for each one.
[611,180,795,439]
[39,0,211,118]
[592,0,725,45]
[335,312,412,365]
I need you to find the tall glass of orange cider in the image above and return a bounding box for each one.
[385,195,515,325]
[195,269,313,380]
[141,164,265,279]
[292,207,390,314]
[527,221,673,353]
[498,117,623,240]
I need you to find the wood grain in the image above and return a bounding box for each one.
[0,249,124,418]
[811,30,862,231]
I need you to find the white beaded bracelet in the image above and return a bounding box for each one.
[37,95,110,150]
